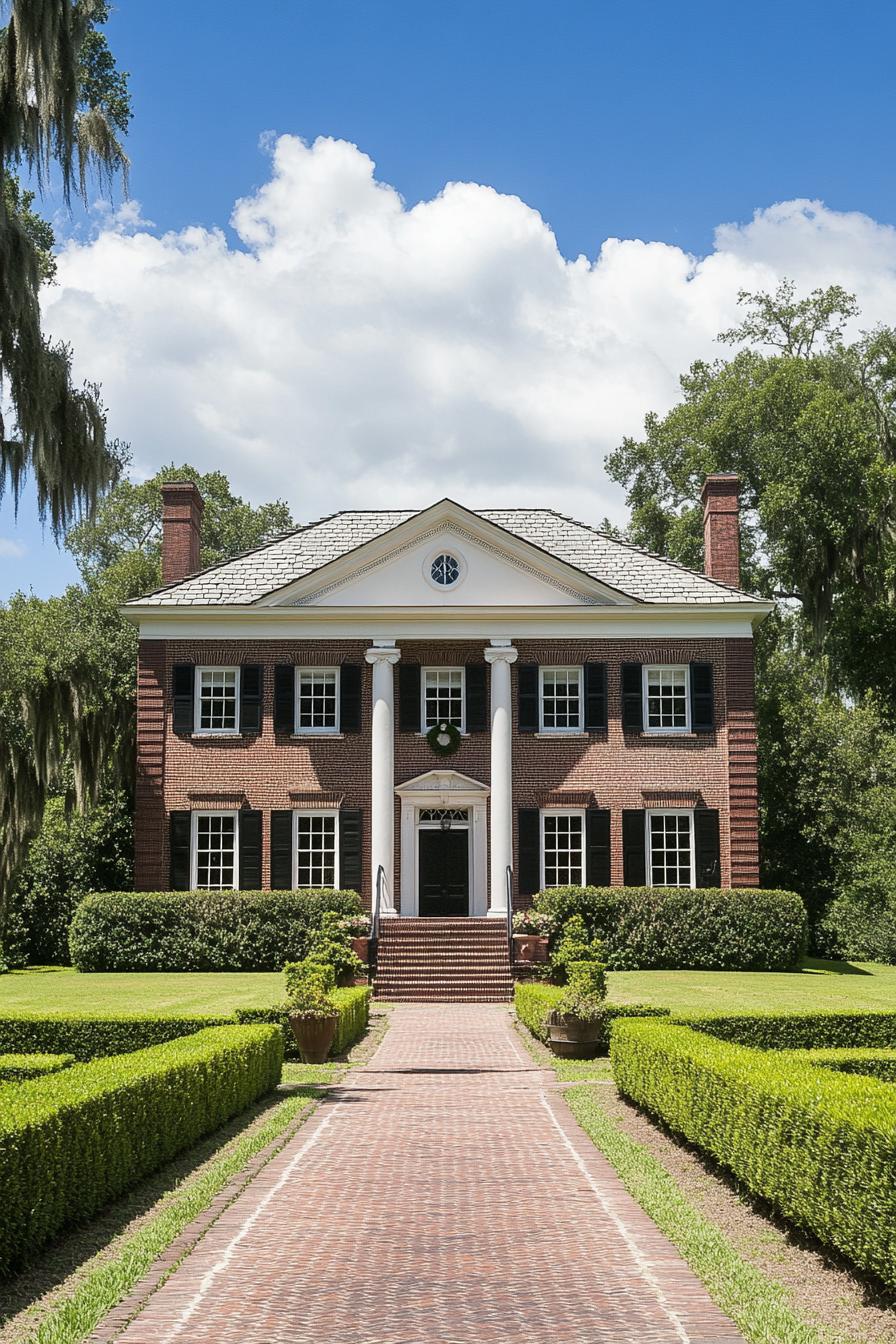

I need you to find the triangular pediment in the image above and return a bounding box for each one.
[260,500,633,608]
[396,769,490,797]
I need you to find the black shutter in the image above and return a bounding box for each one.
[518,664,539,733]
[274,665,294,735]
[270,811,294,889]
[340,664,362,734]
[694,809,721,887]
[240,665,262,735]
[172,664,194,734]
[169,811,191,890]
[339,809,363,893]
[584,663,608,732]
[622,809,647,886]
[239,809,262,889]
[690,662,714,734]
[586,808,611,886]
[399,664,421,733]
[518,808,541,896]
[621,663,643,732]
[465,663,488,733]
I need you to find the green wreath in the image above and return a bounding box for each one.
[426,720,462,757]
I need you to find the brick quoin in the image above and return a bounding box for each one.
[134,634,760,901]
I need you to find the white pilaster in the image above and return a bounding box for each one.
[365,642,401,915]
[484,640,518,917]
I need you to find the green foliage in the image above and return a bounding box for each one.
[0,1012,230,1060]
[0,1051,73,1080]
[798,1047,896,1083]
[68,889,363,972]
[514,982,668,1053]
[611,1016,896,1289]
[686,1009,896,1051]
[549,915,605,982]
[304,911,364,984]
[533,885,807,971]
[282,957,337,1017]
[235,987,371,1059]
[0,1024,282,1275]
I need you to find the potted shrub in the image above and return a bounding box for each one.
[511,909,553,963]
[308,911,366,985]
[546,960,608,1058]
[550,916,605,984]
[284,958,340,1063]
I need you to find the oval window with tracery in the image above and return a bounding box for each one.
[430,553,461,587]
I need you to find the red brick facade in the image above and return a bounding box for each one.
[134,632,760,902]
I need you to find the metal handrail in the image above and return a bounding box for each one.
[505,864,513,952]
[371,864,385,943]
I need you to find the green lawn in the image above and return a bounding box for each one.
[0,968,283,1014]
[609,957,896,1013]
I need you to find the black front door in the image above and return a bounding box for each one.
[418,827,469,917]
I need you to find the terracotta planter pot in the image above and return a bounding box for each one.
[546,1014,602,1059]
[350,936,370,964]
[288,1012,339,1064]
[512,934,549,964]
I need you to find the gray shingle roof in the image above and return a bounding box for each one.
[129,505,763,607]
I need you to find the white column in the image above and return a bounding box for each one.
[365,642,401,916]
[484,640,518,917]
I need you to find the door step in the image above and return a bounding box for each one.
[373,919,513,1003]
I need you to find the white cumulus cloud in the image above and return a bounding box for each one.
[0,538,26,559]
[42,135,896,526]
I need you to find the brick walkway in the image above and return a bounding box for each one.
[103,1006,744,1343]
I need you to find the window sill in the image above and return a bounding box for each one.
[291,733,344,740]
[191,732,242,740]
[415,731,470,738]
[534,730,588,739]
[639,731,698,739]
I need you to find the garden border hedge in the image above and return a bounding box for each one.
[0,1013,231,1060]
[514,983,669,1053]
[0,1052,74,1081]
[234,986,371,1059]
[0,1024,282,1275]
[684,1010,896,1050]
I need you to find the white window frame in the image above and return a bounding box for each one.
[194,666,241,736]
[292,809,340,890]
[539,808,586,890]
[538,665,584,734]
[642,664,691,735]
[294,666,341,735]
[190,810,239,890]
[421,666,466,733]
[645,809,695,888]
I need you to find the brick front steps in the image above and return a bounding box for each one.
[373,918,513,1002]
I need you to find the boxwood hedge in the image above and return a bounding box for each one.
[611,1017,896,1289]
[532,885,807,970]
[234,986,371,1059]
[514,982,668,1053]
[0,1053,74,1081]
[69,889,364,972]
[0,1013,230,1060]
[686,1010,896,1050]
[0,1024,282,1275]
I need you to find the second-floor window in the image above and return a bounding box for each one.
[643,665,689,733]
[296,668,340,733]
[196,667,239,734]
[539,666,583,733]
[423,667,465,730]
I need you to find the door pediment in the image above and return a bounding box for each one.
[396,769,490,801]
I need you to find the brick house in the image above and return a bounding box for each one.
[124,478,771,926]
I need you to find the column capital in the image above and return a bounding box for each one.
[365,643,402,666]
[484,642,518,666]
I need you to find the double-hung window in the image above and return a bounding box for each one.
[422,667,465,730]
[294,811,338,888]
[539,666,583,733]
[296,668,340,734]
[643,665,690,733]
[191,811,238,889]
[646,810,694,887]
[540,810,585,888]
[195,667,240,734]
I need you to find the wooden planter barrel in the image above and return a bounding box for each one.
[546,1013,602,1059]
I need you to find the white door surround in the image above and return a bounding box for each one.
[396,771,490,917]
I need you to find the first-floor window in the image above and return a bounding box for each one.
[644,665,689,732]
[192,811,238,889]
[540,666,583,732]
[423,667,464,730]
[296,668,339,733]
[196,666,239,733]
[647,811,694,887]
[541,810,584,888]
[295,811,338,888]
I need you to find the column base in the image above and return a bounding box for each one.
[486,907,509,918]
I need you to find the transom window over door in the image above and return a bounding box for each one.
[422,668,465,730]
[541,811,584,888]
[196,668,239,733]
[296,668,339,733]
[540,666,583,732]
[644,665,689,732]
[192,812,237,889]
[648,811,694,886]
[294,812,338,888]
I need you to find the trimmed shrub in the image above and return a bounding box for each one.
[797,1048,896,1083]
[234,986,371,1060]
[69,889,364,972]
[611,1017,896,1289]
[0,1024,282,1275]
[514,982,668,1053]
[0,1053,74,1081]
[533,885,807,970]
[687,1010,896,1051]
[0,1013,230,1061]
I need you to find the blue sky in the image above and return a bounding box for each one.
[3,0,896,599]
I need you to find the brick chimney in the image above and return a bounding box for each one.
[701,473,741,588]
[160,481,204,584]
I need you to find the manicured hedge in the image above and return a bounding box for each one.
[687,1011,896,1051]
[514,983,668,1053]
[0,1013,230,1060]
[234,986,371,1059]
[69,889,364,972]
[0,1053,74,1081]
[533,885,807,970]
[611,1017,896,1289]
[0,1024,282,1275]
[798,1048,896,1083]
